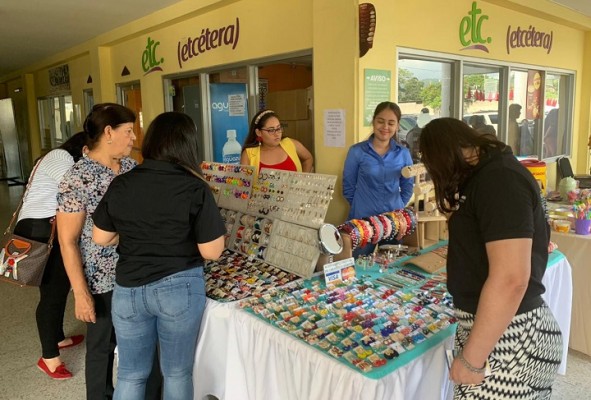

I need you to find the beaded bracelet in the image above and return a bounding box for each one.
[339,222,361,249]
[368,216,382,244]
[358,220,373,249]
[395,211,407,239]
[384,212,398,239]
[401,209,413,235]
[350,219,366,245]
[457,352,486,374]
[377,215,392,239]
[405,208,417,235]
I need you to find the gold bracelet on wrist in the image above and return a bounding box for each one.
[457,351,486,374]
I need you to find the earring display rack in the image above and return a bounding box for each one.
[201,161,256,213]
[219,207,320,279]
[248,170,336,229]
[205,162,337,282]
[265,219,321,279]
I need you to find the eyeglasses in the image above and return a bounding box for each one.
[260,126,283,134]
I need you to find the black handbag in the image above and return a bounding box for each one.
[0,159,55,287]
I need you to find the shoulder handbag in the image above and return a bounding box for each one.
[0,159,55,287]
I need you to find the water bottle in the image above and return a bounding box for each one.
[222,129,241,164]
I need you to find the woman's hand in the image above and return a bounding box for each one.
[450,357,485,386]
[74,289,96,323]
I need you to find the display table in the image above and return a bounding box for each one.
[192,251,571,400]
[551,231,589,356]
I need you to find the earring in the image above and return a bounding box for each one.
[107,140,112,144]
[256,136,262,145]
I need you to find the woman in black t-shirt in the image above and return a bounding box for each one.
[92,112,225,400]
[419,118,562,400]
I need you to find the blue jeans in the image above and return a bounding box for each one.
[112,267,206,400]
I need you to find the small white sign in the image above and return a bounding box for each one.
[324,109,345,147]
[228,94,246,116]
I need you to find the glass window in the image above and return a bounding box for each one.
[397,57,454,162]
[398,51,574,161]
[462,64,501,138]
[508,70,543,157]
[543,73,570,159]
[37,95,73,150]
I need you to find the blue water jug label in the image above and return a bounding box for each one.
[223,154,240,164]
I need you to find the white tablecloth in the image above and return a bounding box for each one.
[551,231,590,356]
[542,252,572,374]
[193,253,572,399]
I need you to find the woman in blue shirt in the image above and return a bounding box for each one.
[342,101,413,254]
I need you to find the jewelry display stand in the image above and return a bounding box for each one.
[400,164,448,249]
[202,162,337,280]
[201,162,255,213]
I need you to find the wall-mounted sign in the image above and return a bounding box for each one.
[363,69,391,126]
[177,18,240,69]
[506,25,553,55]
[142,37,164,75]
[459,2,492,53]
[48,64,70,94]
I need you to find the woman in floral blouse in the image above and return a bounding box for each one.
[56,103,161,400]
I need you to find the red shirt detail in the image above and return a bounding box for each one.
[259,155,297,171]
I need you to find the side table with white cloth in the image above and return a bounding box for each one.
[192,251,572,400]
[551,231,590,356]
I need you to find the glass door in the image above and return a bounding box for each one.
[37,95,73,150]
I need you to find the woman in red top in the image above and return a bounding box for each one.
[240,109,313,174]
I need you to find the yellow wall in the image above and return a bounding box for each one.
[358,0,590,190]
[107,0,313,127]
[2,0,591,221]
[312,0,358,225]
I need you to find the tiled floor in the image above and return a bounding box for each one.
[1,182,590,399]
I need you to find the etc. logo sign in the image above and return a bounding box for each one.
[459,2,492,53]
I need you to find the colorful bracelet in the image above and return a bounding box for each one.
[358,220,372,249]
[377,215,392,239]
[368,216,382,244]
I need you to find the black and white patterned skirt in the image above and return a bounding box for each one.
[454,303,563,400]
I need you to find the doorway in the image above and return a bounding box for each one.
[164,53,314,163]
[118,82,143,162]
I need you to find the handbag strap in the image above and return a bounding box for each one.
[3,157,52,243]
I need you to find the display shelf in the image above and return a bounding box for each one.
[210,163,337,279]
[401,164,448,249]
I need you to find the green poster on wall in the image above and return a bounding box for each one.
[364,69,391,126]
